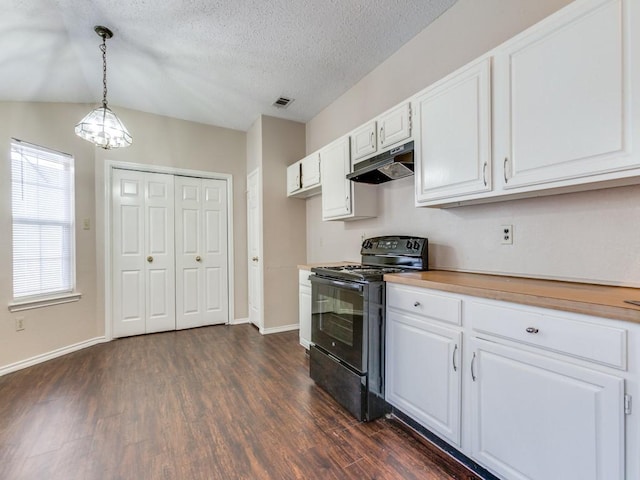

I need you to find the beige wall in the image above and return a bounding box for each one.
[246,115,307,330]
[304,0,640,287]
[261,116,306,330]
[0,102,99,368]
[0,101,247,369]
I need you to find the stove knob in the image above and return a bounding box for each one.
[413,240,420,250]
[405,240,412,249]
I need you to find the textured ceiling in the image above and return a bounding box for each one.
[1,0,457,131]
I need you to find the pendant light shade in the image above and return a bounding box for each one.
[75,26,132,149]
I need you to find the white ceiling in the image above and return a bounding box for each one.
[1,0,457,131]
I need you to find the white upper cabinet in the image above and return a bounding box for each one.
[415,58,492,204]
[320,136,377,221]
[301,152,321,189]
[350,121,377,162]
[350,102,412,165]
[415,0,640,207]
[286,162,301,195]
[287,152,321,198]
[378,102,412,150]
[495,0,635,190]
[320,137,353,219]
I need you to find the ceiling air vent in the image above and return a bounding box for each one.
[273,96,294,109]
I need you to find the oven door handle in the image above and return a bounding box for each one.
[310,275,364,293]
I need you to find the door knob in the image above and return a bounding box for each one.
[252,256,259,262]
[147,256,153,263]
[195,256,201,262]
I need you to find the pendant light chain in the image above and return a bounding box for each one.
[101,35,108,109]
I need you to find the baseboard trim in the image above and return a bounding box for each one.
[261,323,299,335]
[229,317,250,325]
[0,336,108,377]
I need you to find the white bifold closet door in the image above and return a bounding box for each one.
[174,176,229,329]
[112,169,176,338]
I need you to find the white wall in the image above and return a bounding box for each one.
[304,0,640,287]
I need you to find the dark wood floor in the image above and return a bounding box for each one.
[0,324,481,480]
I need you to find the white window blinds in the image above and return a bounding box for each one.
[11,140,75,299]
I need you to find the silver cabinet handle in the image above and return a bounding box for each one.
[146,256,153,263]
[526,327,539,334]
[345,195,349,209]
[370,131,375,148]
[452,344,458,372]
[413,301,421,307]
[380,127,385,145]
[195,256,201,262]
[483,162,488,186]
[504,157,509,183]
[471,352,477,381]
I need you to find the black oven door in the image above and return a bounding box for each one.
[310,275,365,372]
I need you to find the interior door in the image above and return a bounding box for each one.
[175,176,229,329]
[112,169,175,337]
[247,169,263,330]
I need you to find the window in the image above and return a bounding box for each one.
[10,139,77,309]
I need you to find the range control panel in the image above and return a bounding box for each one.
[360,236,428,257]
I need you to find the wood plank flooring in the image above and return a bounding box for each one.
[0,325,481,480]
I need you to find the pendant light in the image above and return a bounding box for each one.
[75,26,132,149]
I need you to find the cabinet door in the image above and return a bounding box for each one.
[469,338,624,480]
[378,102,411,149]
[386,310,462,445]
[301,153,321,188]
[286,162,301,195]
[350,121,377,163]
[495,0,633,189]
[415,58,492,203]
[320,137,352,220]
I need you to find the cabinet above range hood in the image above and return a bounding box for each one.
[346,141,414,184]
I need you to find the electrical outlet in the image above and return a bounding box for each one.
[82,218,91,230]
[501,225,513,245]
[15,317,25,331]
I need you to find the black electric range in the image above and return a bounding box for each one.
[308,235,428,421]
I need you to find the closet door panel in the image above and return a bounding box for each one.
[175,176,204,329]
[112,171,146,338]
[143,173,175,334]
[202,179,228,324]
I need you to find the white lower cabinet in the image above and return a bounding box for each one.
[385,283,635,480]
[469,337,624,480]
[299,270,312,349]
[386,309,462,445]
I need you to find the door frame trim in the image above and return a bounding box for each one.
[103,160,235,341]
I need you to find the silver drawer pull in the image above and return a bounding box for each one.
[413,301,421,307]
[526,327,539,334]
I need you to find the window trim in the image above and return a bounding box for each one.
[8,292,82,312]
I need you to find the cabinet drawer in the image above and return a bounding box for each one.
[469,301,627,369]
[299,269,312,287]
[387,284,461,326]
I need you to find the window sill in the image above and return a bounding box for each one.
[8,292,83,312]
